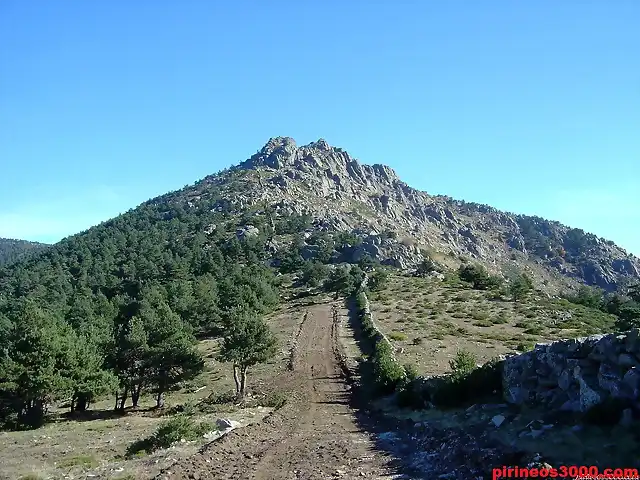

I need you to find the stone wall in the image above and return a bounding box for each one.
[503,328,640,412]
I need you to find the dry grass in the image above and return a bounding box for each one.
[368,274,616,376]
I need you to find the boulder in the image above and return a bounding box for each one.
[216,418,240,430]
[236,225,260,239]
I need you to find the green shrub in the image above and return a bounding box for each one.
[516,342,534,352]
[458,264,503,290]
[57,455,99,468]
[154,415,201,449]
[301,261,330,287]
[403,363,420,382]
[263,391,287,410]
[432,357,503,408]
[206,390,236,405]
[471,311,490,321]
[388,331,407,341]
[524,326,543,335]
[449,349,477,380]
[473,319,493,327]
[353,292,406,395]
[126,414,214,457]
[372,341,405,394]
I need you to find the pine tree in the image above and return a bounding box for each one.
[0,300,67,428]
[218,309,277,399]
[508,273,533,302]
[107,304,148,412]
[61,332,118,413]
[144,302,204,408]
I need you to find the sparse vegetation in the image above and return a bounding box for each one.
[388,331,407,341]
[263,391,287,410]
[126,414,215,457]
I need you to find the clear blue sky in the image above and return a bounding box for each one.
[1,1,639,254]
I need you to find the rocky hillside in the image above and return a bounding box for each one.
[0,237,48,266]
[178,137,638,292]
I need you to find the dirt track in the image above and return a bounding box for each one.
[157,303,400,480]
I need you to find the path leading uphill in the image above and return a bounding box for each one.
[157,303,401,480]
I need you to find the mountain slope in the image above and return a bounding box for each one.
[0,137,637,442]
[0,238,48,266]
[194,136,638,292]
[1,136,636,317]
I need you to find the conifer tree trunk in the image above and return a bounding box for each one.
[131,383,142,407]
[75,393,89,412]
[233,364,241,395]
[118,386,128,412]
[240,366,248,399]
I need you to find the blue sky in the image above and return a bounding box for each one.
[1,1,639,254]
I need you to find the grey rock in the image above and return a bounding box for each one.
[576,370,605,411]
[236,225,259,239]
[503,329,640,412]
[558,370,572,390]
[623,367,640,394]
[619,353,638,368]
[625,328,640,352]
[620,408,634,427]
[491,415,506,428]
[216,418,240,430]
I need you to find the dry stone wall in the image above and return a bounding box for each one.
[502,328,640,412]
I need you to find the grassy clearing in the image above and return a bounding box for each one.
[368,274,616,376]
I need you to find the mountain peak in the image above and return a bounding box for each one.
[237,137,401,189]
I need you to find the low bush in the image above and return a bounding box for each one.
[263,391,287,410]
[395,349,503,410]
[492,315,509,325]
[371,341,405,394]
[431,356,503,408]
[388,331,407,341]
[449,349,478,380]
[458,264,503,291]
[473,319,493,327]
[516,342,535,352]
[205,390,237,405]
[126,414,214,457]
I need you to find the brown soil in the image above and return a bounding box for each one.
[156,303,399,480]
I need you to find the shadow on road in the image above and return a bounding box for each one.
[341,296,429,479]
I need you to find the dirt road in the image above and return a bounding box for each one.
[157,303,401,480]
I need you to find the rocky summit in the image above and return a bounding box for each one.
[194,137,638,291]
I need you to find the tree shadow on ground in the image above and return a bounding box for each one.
[55,405,159,423]
[342,296,430,479]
